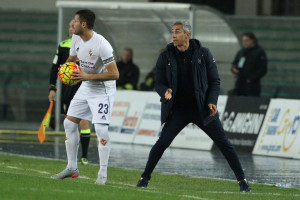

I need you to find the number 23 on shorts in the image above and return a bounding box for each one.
[98,103,109,114]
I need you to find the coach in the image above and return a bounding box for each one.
[136,21,251,192]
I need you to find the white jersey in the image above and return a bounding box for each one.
[70,32,116,94]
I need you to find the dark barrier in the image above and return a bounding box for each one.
[217,96,270,152]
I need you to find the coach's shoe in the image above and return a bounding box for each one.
[239,179,251,192]
[80,157,89,165]
[51,168,79,179]
[136,177,149,188]
[95,176,107,185]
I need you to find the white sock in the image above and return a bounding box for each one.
[64,118,80,171]
[94,124,111,177]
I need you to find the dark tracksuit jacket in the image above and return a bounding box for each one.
[232,45,267,96]
[116,60,140,90]
[141,39,245,182]
[155,39,220,125]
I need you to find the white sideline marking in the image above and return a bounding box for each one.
[7,166,22,169]
[6,166,50,174]
[181,195,212,200]
[78,175,90,180]
[27,169,50,174]
[201,191,300,196]
[108,184,215,200]
[18,187,85,194]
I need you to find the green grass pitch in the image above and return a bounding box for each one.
[0,153,299,200]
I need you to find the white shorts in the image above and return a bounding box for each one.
[67,84,115,124]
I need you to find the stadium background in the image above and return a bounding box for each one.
[0,0,300,189]
[1,0,300,124]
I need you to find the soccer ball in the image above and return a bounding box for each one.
[58,62,80,85]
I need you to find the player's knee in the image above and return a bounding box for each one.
[64,118,80,141]
[94,124,110,146]
[64,118,78,132]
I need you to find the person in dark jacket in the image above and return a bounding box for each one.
[231,32,267,96]
[116,48,140,90]
[48,19,91,165]
[139,49,164,91]
[136,21,251,192]
[139,66,156,91]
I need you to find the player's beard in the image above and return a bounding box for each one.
[74,27,83,36]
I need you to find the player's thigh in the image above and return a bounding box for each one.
[67,98,92,122]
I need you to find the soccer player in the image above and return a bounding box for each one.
[48,19,91,165]
[136,21,251,192]
[51,9,119,185]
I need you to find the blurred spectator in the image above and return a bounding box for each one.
[139,67,156,91]
[231,32,267,96]
[139,48,165,91]
[116,48,140,90]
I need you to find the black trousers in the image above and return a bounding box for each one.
[141,106,245,181]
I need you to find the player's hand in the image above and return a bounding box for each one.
[164,88,172,100]
[71,70,90,82]
[48,90,56,102]
[208,104,217,116]
[232,67,240,74]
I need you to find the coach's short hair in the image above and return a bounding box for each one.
[173,21,192,33]
[75,9,95,29]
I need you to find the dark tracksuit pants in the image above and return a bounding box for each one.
[141,106,245,181]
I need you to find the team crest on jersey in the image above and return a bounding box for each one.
[100,138,108,146]
[89,49,93,56]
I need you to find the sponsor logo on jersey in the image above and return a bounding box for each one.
[100,138,108,146]
[101,115,106,120]
[89,49,93,56]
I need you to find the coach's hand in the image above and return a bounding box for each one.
[208,104,217,116]
[164,88,172,100]
[71,70,90,82]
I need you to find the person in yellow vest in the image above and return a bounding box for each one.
[48,19,90,165]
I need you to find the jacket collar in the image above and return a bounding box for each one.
[166,39,202,53]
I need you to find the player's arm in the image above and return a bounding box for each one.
[65,56,77,63]
[71,61,119,81]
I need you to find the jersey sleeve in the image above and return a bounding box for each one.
[69,34,77,57]
[99,38,114,66]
